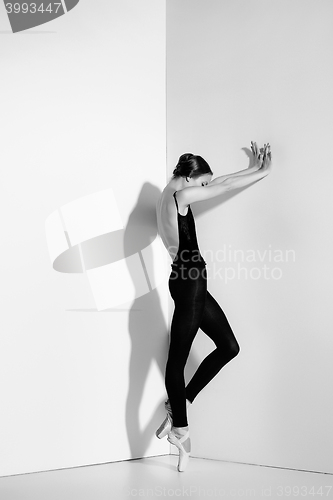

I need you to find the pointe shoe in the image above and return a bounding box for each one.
[155,400,173,439]
[167,429,191,472]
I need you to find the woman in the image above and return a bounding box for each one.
[155,142,272,471]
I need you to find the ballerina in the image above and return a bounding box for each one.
[155,142,272,471]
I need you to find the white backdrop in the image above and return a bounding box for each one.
[167,0,333,473]
[0,0,169,476]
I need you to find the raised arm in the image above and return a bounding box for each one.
[178,143,272,206]
[209,141,265,185]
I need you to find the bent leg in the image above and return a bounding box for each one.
[185,290,240,403]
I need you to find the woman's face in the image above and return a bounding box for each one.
[187,173,212,187]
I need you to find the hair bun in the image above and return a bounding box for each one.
[172,152,212,179]
[178,153,193,163]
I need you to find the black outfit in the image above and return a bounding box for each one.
[165,191,240,427]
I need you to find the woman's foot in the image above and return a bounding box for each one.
[167,425,191,472]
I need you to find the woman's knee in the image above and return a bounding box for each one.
[230,340,240,358]
[218,337,240,359]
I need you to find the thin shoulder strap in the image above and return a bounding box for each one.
[173,191,179,211]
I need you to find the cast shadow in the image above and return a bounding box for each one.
[123,182,170,458]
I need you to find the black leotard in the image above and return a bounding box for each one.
[172,191,206,269]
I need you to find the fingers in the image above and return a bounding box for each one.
[251,141,259,159]
[263,144,273,167]
[251,141,272,166]
[254,142,259,158]
[268,143,272,160]
[265,143,272,161]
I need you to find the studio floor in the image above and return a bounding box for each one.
[1,454,332,500]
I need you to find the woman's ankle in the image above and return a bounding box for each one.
[166,398,192,404]
[172,425,189,434]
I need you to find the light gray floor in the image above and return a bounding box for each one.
[1,455,332,500]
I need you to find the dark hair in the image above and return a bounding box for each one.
[172,153,213,178]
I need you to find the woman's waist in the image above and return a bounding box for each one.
[171,260,206,270]
[172,248,205,264]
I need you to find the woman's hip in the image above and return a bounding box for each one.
[168,264,207,301]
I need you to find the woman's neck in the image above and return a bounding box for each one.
[167,176,188,190]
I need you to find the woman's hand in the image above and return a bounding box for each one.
[251,141,272,173]
[258,143,272,174]
[251,141,261,167]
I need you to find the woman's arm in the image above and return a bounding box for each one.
[222,161,271,191]
[209,165,260,185]
[209,141,265,185]
[179,143,272,206]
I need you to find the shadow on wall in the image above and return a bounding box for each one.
[124,182,168,457]
[45,180,204,457]
[124,182,203,458]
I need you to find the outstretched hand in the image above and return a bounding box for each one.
[251,141,272,173]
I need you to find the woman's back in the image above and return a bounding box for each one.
[156,186,181,261]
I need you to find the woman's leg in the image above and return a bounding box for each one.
[185,290,240,403]
[165,267,207,428]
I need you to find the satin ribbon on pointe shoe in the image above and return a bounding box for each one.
[155,400,173,439]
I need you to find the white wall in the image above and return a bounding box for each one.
[0,0,169,476]
[167,0,333,473]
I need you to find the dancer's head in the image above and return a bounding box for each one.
[172,153,213,186]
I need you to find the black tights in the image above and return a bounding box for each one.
[165,265,240,427]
